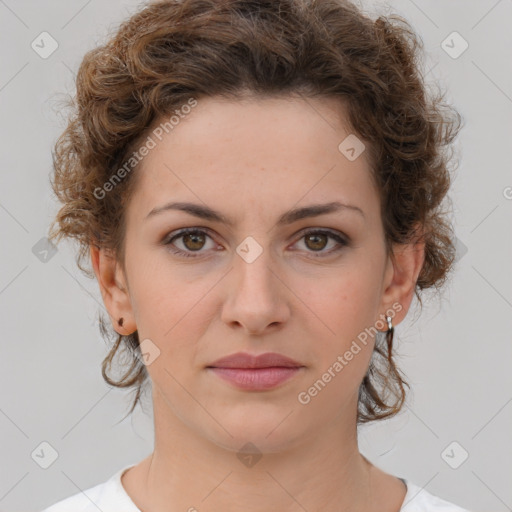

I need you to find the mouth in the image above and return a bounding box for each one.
[206,352,305,391]
[207,351,303,369]
[207,366,304,390]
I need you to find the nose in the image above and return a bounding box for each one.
[220,242,290,336]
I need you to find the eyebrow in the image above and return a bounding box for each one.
[145,200,365,226]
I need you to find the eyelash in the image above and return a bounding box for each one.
[163,227,349,259]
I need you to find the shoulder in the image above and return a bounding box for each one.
[40,465,139,512]
[401,479,472,512]
[40,481,105,512]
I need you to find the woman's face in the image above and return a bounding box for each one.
[97,95,416,453]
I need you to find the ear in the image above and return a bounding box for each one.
[378,228,425,327]
[90,244,137,335]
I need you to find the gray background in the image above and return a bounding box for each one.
[0,0,511,511]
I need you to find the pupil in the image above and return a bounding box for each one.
[306,234,326,251]
[185,233,204,250]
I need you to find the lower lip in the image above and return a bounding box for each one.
[208,367,303,390]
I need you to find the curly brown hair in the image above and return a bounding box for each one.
[48,0,463,424]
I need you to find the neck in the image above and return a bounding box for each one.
[129,390,379,512]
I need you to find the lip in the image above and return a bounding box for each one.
[207,351,303,369]
[206,352,305,391]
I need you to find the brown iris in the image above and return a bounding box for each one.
[182,231,206,251]
[304,233,328,251]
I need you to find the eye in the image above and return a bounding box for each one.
[164,228,218,258]
[163,227,349,259]
[292,229,349,257]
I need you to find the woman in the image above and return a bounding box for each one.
[43,0,468,510]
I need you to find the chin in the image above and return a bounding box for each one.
[197,407,309,455]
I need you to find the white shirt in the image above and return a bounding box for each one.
[41,464,472,512]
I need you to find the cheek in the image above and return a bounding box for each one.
[299,277,379,410]
[125,246,186,330]
[129,267,216,369]
[295,260,383,396]
[300,266,382,340]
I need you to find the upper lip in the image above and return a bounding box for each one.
[207,352,303,369]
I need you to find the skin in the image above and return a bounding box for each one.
[90,94,425,512]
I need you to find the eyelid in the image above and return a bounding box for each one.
[164,226,348,243]
[163,227,220,249]
[293,226,348,243]
[163,226,216,241]
[163,226,349,258]
[290,228,349,256]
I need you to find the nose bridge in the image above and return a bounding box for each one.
[221,233,289,333]
[233,234,277,300]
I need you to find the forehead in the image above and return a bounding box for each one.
[125,95,379,224]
